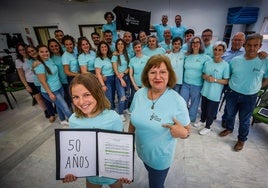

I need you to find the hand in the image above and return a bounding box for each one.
[258,51,268,59]
[25,85,32,93]
[118,177,132,184]
[162,118,189,138]
[113,51,119,56]
[120,78,127,87]
[206,76,215,82]
[62,174,77,183]
[102,85,107,92]
[116,73,124,79]
[49,93,56,101]
[134,85,140,91]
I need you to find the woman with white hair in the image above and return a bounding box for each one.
[195,41,230,135]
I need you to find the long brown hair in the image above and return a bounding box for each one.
[35,44,52,75]
[69,73,111,118]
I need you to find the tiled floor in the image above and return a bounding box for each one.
[0,89,268,188]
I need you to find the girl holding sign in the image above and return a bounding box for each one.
[63,73,131,188]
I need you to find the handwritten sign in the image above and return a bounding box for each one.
[55,129,134,181]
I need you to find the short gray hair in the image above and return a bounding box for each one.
[213,41,227,51]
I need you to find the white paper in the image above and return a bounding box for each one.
[97,132,134,180]
[59,131,96,178]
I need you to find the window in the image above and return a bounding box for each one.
[260,17,268,40]
[78,24,103,44]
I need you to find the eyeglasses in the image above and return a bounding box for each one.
[192,41,201,44]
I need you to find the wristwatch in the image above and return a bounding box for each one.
[214,78,217,82]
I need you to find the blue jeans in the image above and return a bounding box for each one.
[180,82,202,122]
[173,84,182,94]
[41,87,72,121]
[115,74,131,114]
[144,163,169,188]
[105,75,116,109]
[62,83,72,110]
[200,96,219,129]
[225,89,257,141]
[36,86,55,117]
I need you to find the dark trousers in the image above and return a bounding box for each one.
[200,96,219,129]
[225,89,257,141]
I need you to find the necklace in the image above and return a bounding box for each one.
[150,89,167,109]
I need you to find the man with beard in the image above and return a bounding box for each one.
[202,28,214,58]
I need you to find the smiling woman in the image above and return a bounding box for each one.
[128,54,190,188]
[33,45,72,125]
[65,72,132,188]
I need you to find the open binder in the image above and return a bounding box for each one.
[55,129,134,181]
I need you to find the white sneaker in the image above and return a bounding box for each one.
[60,120,69,126]
[193,121,205,128]
[120,115,126,122]
[199,128,211,135]
[124,109,131,115]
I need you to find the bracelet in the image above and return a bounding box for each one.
[102,85,106,87]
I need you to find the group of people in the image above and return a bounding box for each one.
[14,11,268,188]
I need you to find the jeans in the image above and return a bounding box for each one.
[225,89,257,141]
[144,163,169,188]
[173,84,182,94]
[200,96,219,129]
[36,86,55,117]
[115,74,131,114]
[180,82,202,122]
[105,75,116,109]
[41,87,72,121]
[62,83,72,110]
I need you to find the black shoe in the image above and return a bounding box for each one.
[44,110,50,119]
[32,98,37,106]
[221,120,227,128]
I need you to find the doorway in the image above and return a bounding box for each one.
[33,26,58,45]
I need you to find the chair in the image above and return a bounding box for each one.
[251,87,268,125]
[0,79,25,110]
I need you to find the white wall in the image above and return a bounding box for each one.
[0,0,266,51]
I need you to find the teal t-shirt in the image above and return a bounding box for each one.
[69,109,123,185]
[204,44,214,58]
[102,21,118,43]
[126,43,135,58]
[201,59,230,101]
[184,54,212,86]
[229,55,268,95]
[111,54,129,73]
[142,46,166,57]
[170,25,187,39]
[159,41,172,51]
[129,55,149,87]
[62,51,79,73]
[78,51,96,71]
[34,58,62,92]
[94,57,114,76]
[153,24,170,42]
[51,55,68,84]
[130,88,190,170]
[166,51,185,85]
